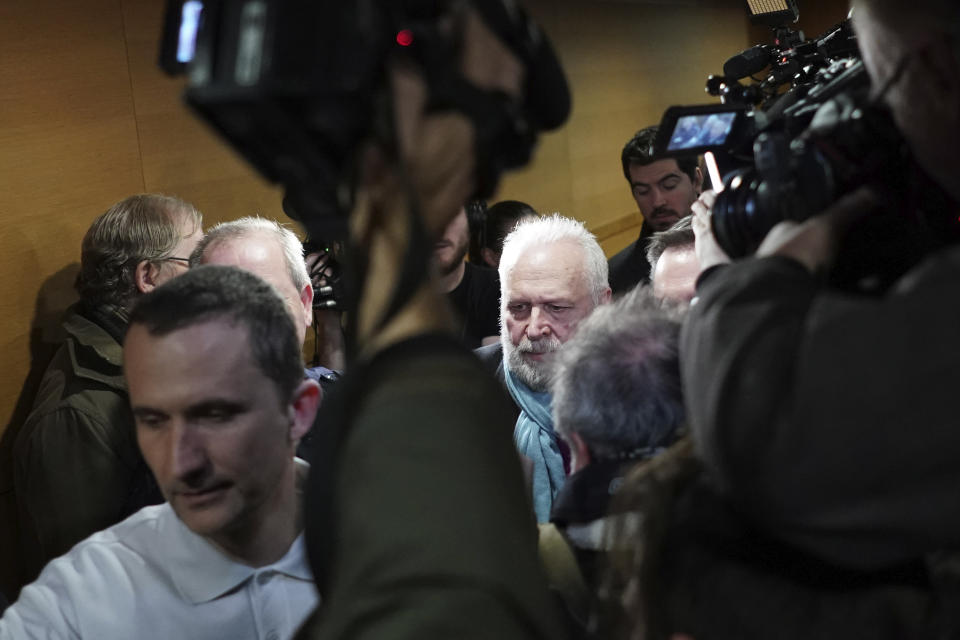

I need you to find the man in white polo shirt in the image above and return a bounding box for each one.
[0,266,321,639]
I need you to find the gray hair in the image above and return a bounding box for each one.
[552,286,684,460]
[499,213,609,305]
[645,215,695,273]
[76,194,202,310]
[190,216,309,293]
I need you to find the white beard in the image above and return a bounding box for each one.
[501,326,562,392]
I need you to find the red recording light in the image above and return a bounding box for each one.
[396,29,414,47]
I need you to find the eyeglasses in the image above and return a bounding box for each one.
[162,256,191,267]
[868,48,915,106]
[868,33,959,106]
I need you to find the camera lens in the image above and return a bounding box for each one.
[711,170,782,258]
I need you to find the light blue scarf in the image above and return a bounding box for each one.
[505,367,567,523]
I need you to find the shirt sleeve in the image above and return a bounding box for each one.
[682,250,960,569]
[0,559,80,640]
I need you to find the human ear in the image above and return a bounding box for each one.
[135,260,162,294]
[693,166,705,194]
[300,284,314,329]
[481,247,499,269]
[567,431,591,474]
[289,378,321,444]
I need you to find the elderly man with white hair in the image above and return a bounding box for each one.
[190,216,340,461]
[491,213,611,522]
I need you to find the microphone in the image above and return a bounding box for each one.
[723,45,774,79]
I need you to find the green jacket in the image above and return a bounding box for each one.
[301,334,568,640]
[13,305,161,586]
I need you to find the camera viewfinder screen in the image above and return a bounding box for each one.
[177,1,204,64]
[667,112,737,150]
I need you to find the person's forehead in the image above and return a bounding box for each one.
[628,158,683,185]
[655,245,698,276]
[653,245,699,300]
[205,234,292,287]
[125,319,257,386]
[128,316,242,350]
[128,324,287,423]
[506,241,589,293]
[852,7,892,52]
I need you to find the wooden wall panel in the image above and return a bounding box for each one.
[0,0,846,599]
[120,0,286,226]
[0,0,150,599]
[0,1,850,442]
[0,0,147,429]
[496,0,751,254]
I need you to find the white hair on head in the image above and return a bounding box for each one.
[191,216,310,293]
[498,213,609,305]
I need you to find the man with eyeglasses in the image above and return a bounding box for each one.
[682,0,960,578]
[9,194,203,594]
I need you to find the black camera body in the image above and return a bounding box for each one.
[158,0,570,241]
[654,16,940,290]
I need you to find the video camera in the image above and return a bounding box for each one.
[158,0,570,241]
[650,3,960,293]
[654,7,913,264]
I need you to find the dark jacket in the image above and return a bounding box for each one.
[301,334,568,639]
[596,441,960,640]
[447,262,501,349]
[682,247,960,570]
[655,474,960,640]
[296,365,340,464]
[550,459,638,589]
[13,305,161,586]
[607,223,656,296]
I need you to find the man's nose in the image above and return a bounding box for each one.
[170,422,209,482]
[526,307,551,339]
[652,187,667,208]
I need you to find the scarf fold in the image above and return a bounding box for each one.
[505,367,566,523]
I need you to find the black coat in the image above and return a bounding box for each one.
[682,247,960,570]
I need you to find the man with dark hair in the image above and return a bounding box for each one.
[608,126,703,295]
[12,194,203,589]
[546,286,683,593]
[645,216,700,303]
[1,266,320,638]
[471,199,539,268]
[433,205,501,348]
